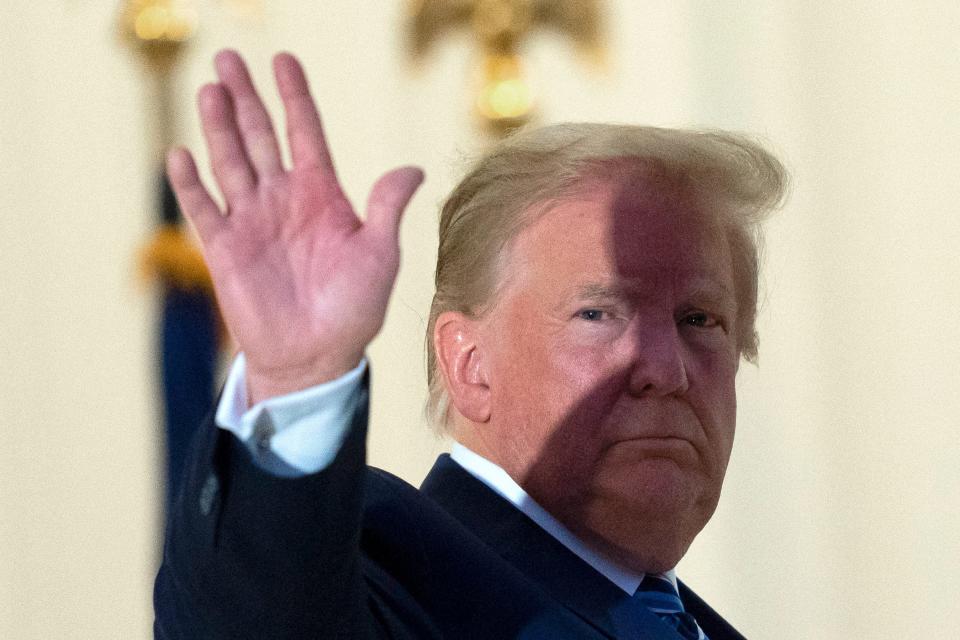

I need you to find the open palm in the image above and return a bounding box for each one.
[167,50,423,404]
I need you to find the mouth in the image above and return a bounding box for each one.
[606,437,698,466]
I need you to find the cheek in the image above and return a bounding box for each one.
[542,340,634,429]
[491,336,626,476]
[495,321,608,413]
[690,351,739,463]
[484,324,564,458]
[713,380,737,458]
[532,350,635,475]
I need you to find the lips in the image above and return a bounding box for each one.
[603,400,705,454]
[605,436,699,467]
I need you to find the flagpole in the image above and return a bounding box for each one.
[119,1,221,513]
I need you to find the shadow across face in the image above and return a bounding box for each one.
[479,167,740,573]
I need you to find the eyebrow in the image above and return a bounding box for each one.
[685,280,737,307]
[574,282,630,300]
[571,280,737,310]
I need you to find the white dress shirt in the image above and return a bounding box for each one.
[216,354,678,595]
[216,352,367,477]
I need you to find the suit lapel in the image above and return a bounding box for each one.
[678,581,747,640]
[421,454,684,640]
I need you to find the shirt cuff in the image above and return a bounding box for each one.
[215,353,367,477]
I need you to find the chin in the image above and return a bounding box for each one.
[526,458,721,573]
[614,534,696,575]
[570,484,719,574]
[589,513,700,573]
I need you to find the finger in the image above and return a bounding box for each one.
[214,50,284,178]
[198,82,257,204]
[365,166,425,242]
[273,52,336,176]
[166,147,225,243]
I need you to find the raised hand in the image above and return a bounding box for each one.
[167,50,424,405]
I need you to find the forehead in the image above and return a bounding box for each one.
[510,176,733,286]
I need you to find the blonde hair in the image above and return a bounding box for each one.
[426,123,787,429]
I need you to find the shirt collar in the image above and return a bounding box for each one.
[449,442,678,595]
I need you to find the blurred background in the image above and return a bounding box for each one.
[1,1,958,638]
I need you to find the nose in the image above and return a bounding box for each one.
[626,324,690,397]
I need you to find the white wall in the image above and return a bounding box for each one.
[1,1,957,637]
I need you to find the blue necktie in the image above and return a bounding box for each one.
[633,574,706,640]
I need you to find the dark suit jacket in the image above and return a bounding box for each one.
[154,382,746,639]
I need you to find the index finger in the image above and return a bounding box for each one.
[273,53,336,176]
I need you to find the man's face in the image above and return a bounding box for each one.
[476,174,740,573]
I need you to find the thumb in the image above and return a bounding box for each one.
[365,166,425,241]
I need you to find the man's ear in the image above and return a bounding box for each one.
[434,311,491,424]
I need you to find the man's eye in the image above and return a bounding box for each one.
[577,309,605,321]
[683,312,719,328]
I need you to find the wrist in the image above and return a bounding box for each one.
[245,353,364,407]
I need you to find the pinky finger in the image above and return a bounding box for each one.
[166,147,225,243]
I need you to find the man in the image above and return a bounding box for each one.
[154,49,786,639]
